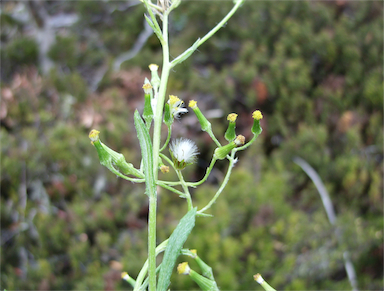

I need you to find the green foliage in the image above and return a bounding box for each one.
[1,37,38,78]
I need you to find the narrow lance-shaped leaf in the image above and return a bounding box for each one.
[134,110,156,196]
[157,207,197,291]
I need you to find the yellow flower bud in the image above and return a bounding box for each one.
[252,110,263,120]
[89,129,100,143]
[160,165,170,173]
[142,83,153,94]
[227,113,238,123]
[177,262,191,275]
[149,64,159,71]
[189,100,197,109]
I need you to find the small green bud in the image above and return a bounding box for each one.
[224,113,238,141]
[89,130,144,178]
[214,135,245,160]
[189,100,211,132]
[177,262,219,291]
[190,249,215,280]
[254,273,276,291]
[143,81,154,125]
[251,110,263,136]
[149,64,160,91]
[121,272,136,288]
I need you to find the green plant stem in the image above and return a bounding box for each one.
[158,181,186,197]
[176,170,193,210]
[188,157,217,187]
[159,125,172,152]
[198,151,236,215]
[144,1,245,289]
[158,153,216,187]
[194,0,244,49]
[148,10,171,291]
[134,239,169,291]
[159,153,178,173]
[234,134,257,152]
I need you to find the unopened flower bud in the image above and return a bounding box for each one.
[177,262,219,291]
[224,113,238,141]
[121,272,136,287]
[234,135,245,146]
[189,100,211,132]
[89,129,100,143]
[89,130,144,178]
[253,273,276,291]
[149,63,160,91]
[177,262,191,275]
[214,135,245,160]
[142,80,153,95]
[191,250,215,280]
[143,80,154,125]
[160,165,170,173]
[251,110,263,136]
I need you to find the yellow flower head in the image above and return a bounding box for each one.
[189,100,197,109]
[169,95,180,105]
[149,64,159,71]
[252,110,263,120]
[142,83,153,94]
[189,249,197,258]
[168,95,188,118]
[227,113,238,123]
[177,262,191,275]
[89,129,100,143]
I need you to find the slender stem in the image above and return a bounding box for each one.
[152,12,170,180]
[188,157,217,187]
[148,10,170,291]
[147,194,157,291]
[159,125,172,152]
[234,134,257,153]
[210,134,222,148]
[198,151,236,214]
[159,153,177,172]
[134,239,169,291]
[197,0,244,48]
[176,170,193,210]
[158,181,186,197]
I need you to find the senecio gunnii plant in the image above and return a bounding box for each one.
[88,0,275,290]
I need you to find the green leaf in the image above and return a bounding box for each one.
[157,207,197,291]
[144,14,163,43]
[134,110,156,196]
[171,38,200,68]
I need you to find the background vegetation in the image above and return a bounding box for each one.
[1,1,383,290]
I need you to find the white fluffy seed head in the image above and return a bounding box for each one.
[170,138,199,168]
